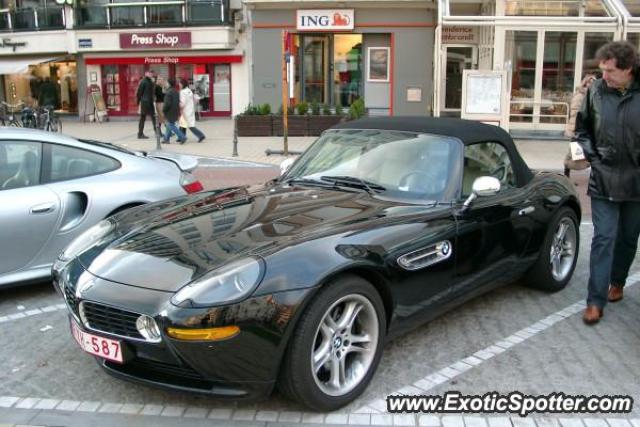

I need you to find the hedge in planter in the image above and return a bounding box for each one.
[236,104,273,136]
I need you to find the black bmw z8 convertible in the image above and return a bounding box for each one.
[53,117,580,411]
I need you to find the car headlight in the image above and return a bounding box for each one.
[58,219,114,263]
[171,257,265,308]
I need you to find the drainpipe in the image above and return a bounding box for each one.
[433,0,444,117]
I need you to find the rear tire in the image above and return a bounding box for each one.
[278,275,386,411]
[525,206,579,292]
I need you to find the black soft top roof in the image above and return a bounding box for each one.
[333,116,534,186]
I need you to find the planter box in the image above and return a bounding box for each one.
[236,115,273,136]
[308,115,343,136]
[273,116,308,136]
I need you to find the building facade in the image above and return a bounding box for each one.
[1,0,640,134]
[247,0,435,116]
[0,0,249,118]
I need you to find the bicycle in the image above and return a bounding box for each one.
[38,105,62,133]
[1,101,25,127]
[21,106,37,129]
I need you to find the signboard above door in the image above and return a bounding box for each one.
[297,9,355,31]
[119,32,192,49]
[442,26,478,44]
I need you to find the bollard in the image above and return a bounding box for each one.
[232,115,239,157]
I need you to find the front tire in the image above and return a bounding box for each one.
[278,275,386,411]
[526,206,579,291]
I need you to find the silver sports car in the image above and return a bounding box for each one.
[0,128,203,287]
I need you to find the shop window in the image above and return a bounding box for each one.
[76,0,108,27]
[506,31,536,123]
[504,0,609,17]
[188,0,226,24]
[194,64,210,113]
[584,32,614,70]
[212,64,230,112]
[334,35,362,107]
[126,65,145,113]
[48,144,119,183]
[540,32,576,124]
[103,65,121,112]
[3,61,77,113]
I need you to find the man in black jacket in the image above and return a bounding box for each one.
[136,70,156,139]
[162,78,186,144]
[575,41,640,324]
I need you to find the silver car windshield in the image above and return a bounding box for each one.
[284,129,463,202]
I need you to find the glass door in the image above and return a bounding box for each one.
[300,35,330,104]
[506,30,578,129]
[212,64,231,114]
[442,45,477,114]
[506,31,538,125]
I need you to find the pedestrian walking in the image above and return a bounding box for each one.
[155,75,166,135]
[179,79,206,143]
[38,77,59,109]
[162,78,186,144]
[136,70,156,139]
[575,41,640,324]
[563,73,597,177]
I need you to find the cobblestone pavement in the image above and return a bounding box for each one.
[2,223,640,427]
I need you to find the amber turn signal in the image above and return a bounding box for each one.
[166,325,240,341]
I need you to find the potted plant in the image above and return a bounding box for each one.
[236,103,273,136]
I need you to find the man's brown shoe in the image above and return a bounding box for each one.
[582,305,603,325]
[608,285,623,303]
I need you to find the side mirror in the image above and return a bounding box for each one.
[280,158,295,176]
[462,176,501,209]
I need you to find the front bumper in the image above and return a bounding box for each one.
[54,259,314,399]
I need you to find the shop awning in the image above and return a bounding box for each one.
[0,56,62,75]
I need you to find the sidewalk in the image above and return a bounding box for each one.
[60,118,591,215]
[60,118,572,171]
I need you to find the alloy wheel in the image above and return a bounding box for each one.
[311,294,379,397]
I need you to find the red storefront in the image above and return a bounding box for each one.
[85,55,242,117]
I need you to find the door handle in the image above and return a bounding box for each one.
[518,206,535,216]
[30,202,56,214]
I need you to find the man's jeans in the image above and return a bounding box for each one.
[588,198,640,308]
[163,121,186,143]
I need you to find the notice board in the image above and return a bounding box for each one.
[461,70,508,129]
[88,84,107,122]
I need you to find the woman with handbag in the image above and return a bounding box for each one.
[179,79,206,143]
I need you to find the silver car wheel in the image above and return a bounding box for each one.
[311,294,380,397]
[549,217,577,282]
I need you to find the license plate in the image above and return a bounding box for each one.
[71,319,123,363]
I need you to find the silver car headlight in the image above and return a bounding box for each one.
[171,257,265,308]
[59,219,114,263]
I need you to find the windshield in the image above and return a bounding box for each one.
[284,129,463,202]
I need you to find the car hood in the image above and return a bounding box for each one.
[79,185,447,292]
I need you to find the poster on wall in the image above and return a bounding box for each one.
[367,47,390,82]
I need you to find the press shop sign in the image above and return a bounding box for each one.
[120,32,192,49]
[297,9,355,31]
